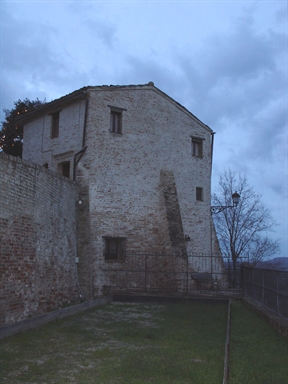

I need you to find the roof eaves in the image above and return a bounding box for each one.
[16,86,91,125]
[149,85,212,132]
[88,82,212,131]
[17,82,212,132]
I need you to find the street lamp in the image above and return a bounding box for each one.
[211,192,240,214]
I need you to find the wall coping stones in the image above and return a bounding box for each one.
[0,152,76,185]
[0,297,112,339]
[242,296,288,337]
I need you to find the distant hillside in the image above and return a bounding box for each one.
[255,257,288,271]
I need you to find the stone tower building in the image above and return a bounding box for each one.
[21,82,225,298]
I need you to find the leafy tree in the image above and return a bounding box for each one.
[212,169,279,286]
[0,98,45,157]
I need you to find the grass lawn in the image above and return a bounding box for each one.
[0,299,287,383]
[0,300,227,383]
[229,301,288,384]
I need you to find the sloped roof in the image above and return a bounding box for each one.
[16,82,211,131]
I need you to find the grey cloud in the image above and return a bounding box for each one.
[243,106,286,162]
[178,28,285,133]
[1,6,90,114]
[117,55,180,94]
[1,5,57,72]
[85,19,117,48]
[275,4,287,23]
[205,28,282,81]
[67,0,117,48]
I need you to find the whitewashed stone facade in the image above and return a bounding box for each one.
[22,83,226,297]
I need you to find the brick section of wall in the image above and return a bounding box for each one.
[0,154,81,326]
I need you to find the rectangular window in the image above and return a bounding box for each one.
[58,161,70,178]
[108,105,127,134]
[62,162,70,178]
[191,137,203,157]
[110,110,122,134]
[51,112,59,138]
[196,187,204,201]
[104,237,126,261]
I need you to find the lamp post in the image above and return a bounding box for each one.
[211,192,240,214]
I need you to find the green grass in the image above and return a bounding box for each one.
[0,300,287,383]
[229,301,288,384]
[0,301,227,383]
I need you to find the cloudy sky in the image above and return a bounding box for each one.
[1,0,287,256]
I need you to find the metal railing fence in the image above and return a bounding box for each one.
[241,266,288,319]
[102,253,242,295]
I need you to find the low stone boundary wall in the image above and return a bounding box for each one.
[0,297,112,339]
[242,296,288,337]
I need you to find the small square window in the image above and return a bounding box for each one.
[196,187,204,201]
[110,110,122,134]
[191,137,203,157]
[51,112,59,138]
[104,237,126,261]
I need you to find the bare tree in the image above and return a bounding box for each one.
[212,169,279,287]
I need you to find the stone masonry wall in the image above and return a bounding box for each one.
[79,85,217,294]
[19,84,226,297]
[23,99,86,179]
[0,154,81,326]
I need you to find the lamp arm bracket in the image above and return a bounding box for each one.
[211,205,234,214]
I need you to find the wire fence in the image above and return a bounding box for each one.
[241,266,288,319]
[102,253,242,295]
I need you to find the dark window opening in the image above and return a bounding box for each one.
[110,110,122,134]
[196,187,204,201]
[191,137,203,157]
[61,162,70,178]
[104,237,126,261]
[51,112,59,138]
[43,163,48,169]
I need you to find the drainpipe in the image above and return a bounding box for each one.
[81,94,89,148]
[210,131,216,169]
[73,91,93,300]
[73,147,87,181]
[73,92,90,300]
[73,92,89,181]
[75,199,85,301]
[209,130,216,275]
